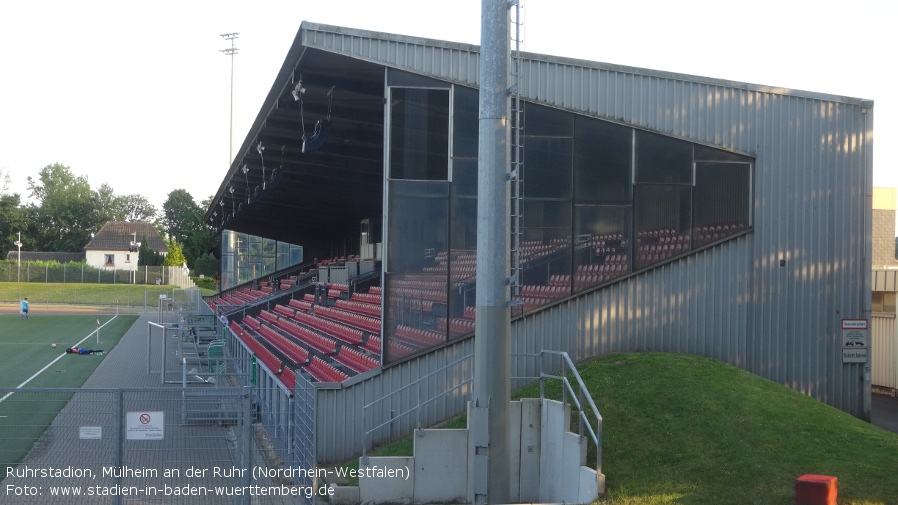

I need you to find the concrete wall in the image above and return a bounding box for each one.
[350,399,601,505]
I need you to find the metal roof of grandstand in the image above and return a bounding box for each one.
[206,22,870,257]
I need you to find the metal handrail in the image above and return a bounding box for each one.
[361,353,474,457]
[539,350,603,480]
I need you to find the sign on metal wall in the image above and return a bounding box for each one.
[841,319,868,364]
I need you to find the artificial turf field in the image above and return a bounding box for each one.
[0,314,138,472]
[0,314,138,389]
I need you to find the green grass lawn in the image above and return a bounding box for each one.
[0,314,138,473]
[0,315,136,388]
[0,282,214,311]
[353,353,898,504]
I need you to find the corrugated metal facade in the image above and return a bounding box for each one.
[872,269,898,389]
[872,316,897,389]
[300,23,873,462]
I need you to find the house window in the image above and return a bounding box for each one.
[105,254,115,266]
[873,292,896,315]
[125,253,131,263]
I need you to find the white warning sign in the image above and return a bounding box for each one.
[841,319,868,349]
[126,411,164,440]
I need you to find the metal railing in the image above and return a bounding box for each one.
[538,350,604,483]
[361,353,474,457]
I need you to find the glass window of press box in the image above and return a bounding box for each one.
[383,72,753,364]
[220,230,303,290]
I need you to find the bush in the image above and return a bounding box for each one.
[192,276,217,291]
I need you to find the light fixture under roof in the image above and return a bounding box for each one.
[291,81,305,101]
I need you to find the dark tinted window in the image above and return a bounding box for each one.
[389,88,450,180]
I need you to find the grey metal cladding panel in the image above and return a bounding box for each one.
[511,237,752,368]
[304,27,480,87]
[316,338,474,463]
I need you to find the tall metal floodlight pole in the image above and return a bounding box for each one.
[220,32,239,164]
[14,232,22,283]
[473,0,511,503]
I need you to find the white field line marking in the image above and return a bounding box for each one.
[0,317,117,404]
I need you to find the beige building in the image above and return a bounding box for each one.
[872,187,898,392]
[873,187,898,267]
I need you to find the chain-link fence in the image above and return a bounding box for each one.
[0,262,196,290]
[0,387,260,505]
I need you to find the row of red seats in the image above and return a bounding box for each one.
[394,325,445,348]
[289,298,313,312]
[579,262,629,275]
[273,304,295,319]
[333,299,380,318]
[363,335,381,354]
[306,356,349,382]
[334,346,379,373]
[315,306,381,334]
[513,297,552,311]
[574,273,621,287]
[290,311,365,346]
[230,317,348,384]
[388,339,417,360]
[242,315,262,331]
[351,292,381,305]
[258,310,279,326]
[519,285,567,300]
[280,367,296,390]
[391,279,446,291]
[388,297,434,313]
[232,326,289,383]
[326,283,349,292]
[437,317,475,337]
[257,324,311,366]
[275,318,338,355]
[393,288,447,303]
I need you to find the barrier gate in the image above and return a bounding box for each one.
[0,387,306,505]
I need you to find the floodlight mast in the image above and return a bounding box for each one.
[14,232,22,283]
[473,0,512,504]
[220,32,239,166]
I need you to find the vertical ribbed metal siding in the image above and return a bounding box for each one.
[301,25,872,461]
[511,58,870,415]
[872,270,898,389]
[315,337,474,463]
[302,25,480,87]
[872,316,898,389]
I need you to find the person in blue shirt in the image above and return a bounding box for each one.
[20,298,28,320]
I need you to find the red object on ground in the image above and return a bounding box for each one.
[795,474,838,505]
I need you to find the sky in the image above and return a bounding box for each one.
[0,0,894,220]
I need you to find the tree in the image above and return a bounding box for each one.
[93,183,125,223]
[119,194,158,222]
[0,193,27,254]
[27,163,99,252]
[138,238,163,266]
[192,252,219,277]
[163,239,186,267]
[162,189,210,266]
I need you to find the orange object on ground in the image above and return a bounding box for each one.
[795,474,837,505]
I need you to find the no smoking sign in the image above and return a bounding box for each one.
[127,411,165,440]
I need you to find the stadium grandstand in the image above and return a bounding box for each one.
[199,20,872,481]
